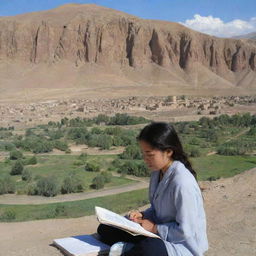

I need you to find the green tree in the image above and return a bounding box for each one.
[61,117,69,126]
[84,162,100,172]
[112,136,123,146]
[0,176,16,194]
[54,140,69,151]
[91,127,103,134]
[111,158,124,172]
[98,134,112,150]
[184,145,202,157]
[101,171,112,183]
[21,169,32,182]
[91,175,105,189]
[247,127,256,136]
[105,127,122,136]
[61,173,84,194]
[9,150,23,160]
[10,160,24,175]
[36,176,59,197]
[94,114,110,125]
[26,156,37,165]
[119,145,141,160]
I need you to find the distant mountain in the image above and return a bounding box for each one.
[233,32,256,40]
[0,3,256,98]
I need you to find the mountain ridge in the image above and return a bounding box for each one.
[0,4,255,98]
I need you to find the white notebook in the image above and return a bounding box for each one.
[53,234,110,256]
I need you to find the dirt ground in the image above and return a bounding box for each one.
[0,167,255,256]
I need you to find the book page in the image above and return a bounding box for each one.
[95,206,160,238]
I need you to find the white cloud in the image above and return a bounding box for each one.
[180,14,256,38]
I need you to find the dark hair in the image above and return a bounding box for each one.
[137,122,197,180]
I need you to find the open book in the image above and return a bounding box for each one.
[95,206,160,239]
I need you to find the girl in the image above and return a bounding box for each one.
[97,122,208,256]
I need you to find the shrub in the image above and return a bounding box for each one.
[78,153,88,162]
[184,145,202,157]
[67,127,89,144]
[15,136,53,153]
[0,176,16,194]
[120,161,149,177]
[61,173,84,194]
[54,140,69,151]
[73,160,84,166]
[27,184,37,195]
[98,134,112,150]
[188,137,201,146]
[9,150,23,160]
[207,176,220,181]
[217,145,246,156]
[101,171,112,183]
[91,175,105,189]
[93,114,110,125]
[21,169,32,182]
[121,161,136,175]
[112,136,123,146]
[111,159,124,172]
[87,134,112,150]
[247,127,256,136]
[36,176,59,197]
[10,160,24,175]
[105,127,122,136]
[32,140,53,153]
[84,162,100,172]
[26,156,37,165]
[119,145,141,160]
[91,127,103,134]
[48,129,64,140]
[135,162,149,177]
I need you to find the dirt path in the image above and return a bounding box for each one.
[23,145,125,156]
[0,175,149,205]
[1,167,255,256]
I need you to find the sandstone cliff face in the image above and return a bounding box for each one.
[0,4,255,89]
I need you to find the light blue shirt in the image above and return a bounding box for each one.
[142,160,209,256]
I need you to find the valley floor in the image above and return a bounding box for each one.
[0,167,255,256]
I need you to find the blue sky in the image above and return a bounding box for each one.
[0,0,256,37]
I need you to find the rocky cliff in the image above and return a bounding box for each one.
[0,3,256,95]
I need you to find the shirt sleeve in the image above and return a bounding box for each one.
[156,185,198,243]
[141,205,155,221]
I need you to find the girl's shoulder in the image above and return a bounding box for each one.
[171,161,198,189]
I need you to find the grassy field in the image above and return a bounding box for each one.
[0,189,149,222]
[0,114,256,222]
[0,154,135,194]
[193,155,256,180]
[0,154,255,222]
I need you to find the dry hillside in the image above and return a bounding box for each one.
[0,4,256,101]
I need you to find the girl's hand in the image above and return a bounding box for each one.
[135,219,158,234]
[128,210,143,222]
